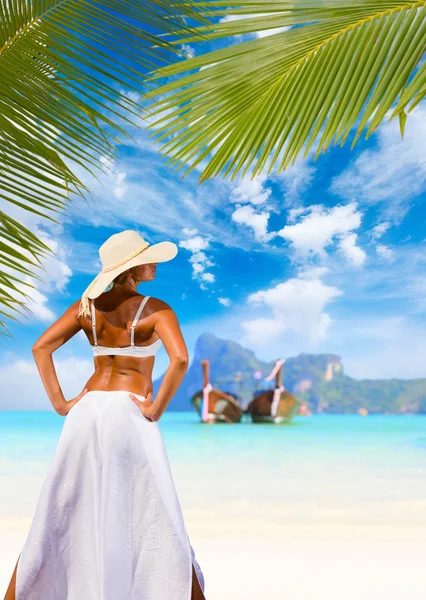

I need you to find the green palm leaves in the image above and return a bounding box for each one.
[0,0,201,332]
[2,1,424,333]
[147,1,426,181]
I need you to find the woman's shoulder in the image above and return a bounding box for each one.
[104,294,174,317]
[145,297,179,325]
[71,294,175,322]
[146,296,173,311]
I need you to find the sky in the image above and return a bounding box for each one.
[1,28,426,410]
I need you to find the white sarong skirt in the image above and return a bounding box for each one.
[16,390,205,600]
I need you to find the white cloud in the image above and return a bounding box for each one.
[100,154,114,173]
[231,205,271,242]
[114,171,128,199]
[339,233,367,266]
[99,155,128,199]
[199,62,219,72]
[298,266,330,280]
[181,44,195,59]
[256,26,289,38]
[0,356,94,410]
[230,174,271,206]
[183,227,198,236]
[38,234,72,293]
[287,207,308,222]
[229,173,275,242]
[219,13,289,39]
[219,14,247,23]
[274,158,316,206]
[218,14,247,40]
[179,236,215,288]
[191,262,204,275]
[24,286,55,321]
[179,235,209,253]
[189,251,212,266]
[218,297,231,306]
[69,148,273,254]
[241,273,343,348]
[241,316,286,345]
[17,232,72,321]
[370,221,391,241]
[276,202,364,260]
[121,90,141,104]
[376,244,395,261]
[141,105,175,131]
[331,104,426,220]
[329,315,426,379]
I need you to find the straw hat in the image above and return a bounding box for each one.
[78,230,178,318]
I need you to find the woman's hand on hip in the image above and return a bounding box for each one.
[128,391,157,421]
[58,388,88,416]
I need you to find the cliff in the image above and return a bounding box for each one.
[153,332,426,414]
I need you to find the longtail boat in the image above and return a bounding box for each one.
[191,360,244,423]
[246,359,299,424]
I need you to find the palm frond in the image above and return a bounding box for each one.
[0,0,204,332]
[145,0,426,181]
[0,210,49,334]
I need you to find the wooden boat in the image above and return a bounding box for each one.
[246,359,299,424]
[191,360,244,423]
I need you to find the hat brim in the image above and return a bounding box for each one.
[87,241,178,300]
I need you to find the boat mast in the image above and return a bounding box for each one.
[275,363,283,388]
[271,360,285,418]
[201,360,212,422]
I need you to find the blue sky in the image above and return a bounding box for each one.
[1,31,426,409]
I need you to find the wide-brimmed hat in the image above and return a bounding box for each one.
[78,230,178,318]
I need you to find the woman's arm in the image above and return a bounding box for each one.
[130,305,188,421]
[32,300,87,416]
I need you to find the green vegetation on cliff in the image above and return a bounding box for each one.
[154,333,426,414]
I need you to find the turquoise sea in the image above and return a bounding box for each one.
[1,411,426,540]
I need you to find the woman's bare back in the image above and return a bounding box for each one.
[79,292,167,397]
[29,283,188,420]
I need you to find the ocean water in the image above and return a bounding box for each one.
[1,411,426,540]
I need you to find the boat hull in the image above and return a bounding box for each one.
[191,391,243,423]
[247,389,299,424]
[250,415,294,424]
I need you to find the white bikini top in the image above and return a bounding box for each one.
[90,295,162,358]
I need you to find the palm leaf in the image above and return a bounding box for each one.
[145,0,426,181]
[0,0,204,333]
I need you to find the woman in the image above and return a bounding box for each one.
[4,230,206,600]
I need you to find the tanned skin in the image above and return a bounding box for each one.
[4,262,206,600]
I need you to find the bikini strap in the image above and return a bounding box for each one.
[130,296,150,346]
[90,299,98,346]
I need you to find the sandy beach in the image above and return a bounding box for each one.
[1,413,426,599]
[2,528,426,599]
[193,539,426,600]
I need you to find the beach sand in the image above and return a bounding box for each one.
[2,413,426,598]
[1,526,426,599]
[0,507,426,600]
[195,538,426,600]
